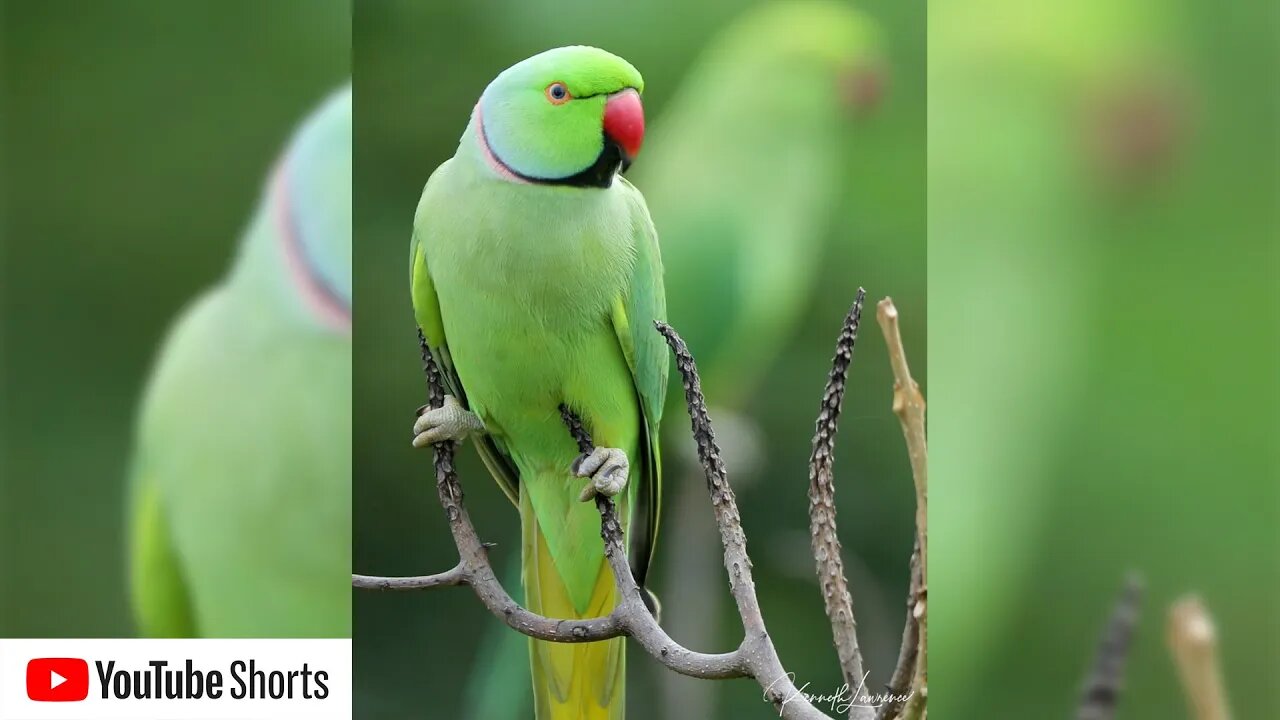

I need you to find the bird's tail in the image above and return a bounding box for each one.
[521,490,625,720]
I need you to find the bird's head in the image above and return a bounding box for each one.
[475,46,645,189]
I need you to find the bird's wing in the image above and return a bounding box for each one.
[612,177,669,589]
[411,179,521,506]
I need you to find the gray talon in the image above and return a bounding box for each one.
[575,446,630,501]
[412,394,483,447]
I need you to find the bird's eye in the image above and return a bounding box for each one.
[546,82,570,104]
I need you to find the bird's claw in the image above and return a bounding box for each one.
[574,446,629,501]
[412,394,483,447]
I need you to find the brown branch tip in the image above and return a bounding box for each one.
[1167,595,1232,720]
[876,297,929,720]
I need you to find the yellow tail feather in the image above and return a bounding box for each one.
[522,491,625,720]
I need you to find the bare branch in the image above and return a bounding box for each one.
[557,400,749,679]
[354,324,855,718]
[807,289,872,720]
[1167,595,1232,720]
[354,303,928,719]
[361,331,624,643]
[655,321,830,718]
[1076,574,1144,720]
[877,297,929,720]
[876,538,921,720]
[351,565,466,591]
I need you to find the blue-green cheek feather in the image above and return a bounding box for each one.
[480,47,643,181]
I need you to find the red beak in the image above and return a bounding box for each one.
[841,63,887,117]
[603,88,645,162]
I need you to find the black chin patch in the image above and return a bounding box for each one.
[519,138,627,189]
[553,139,627,189]
[481,117,629,190]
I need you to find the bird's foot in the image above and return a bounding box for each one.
[574,447,630,501]
[412,395,483,447]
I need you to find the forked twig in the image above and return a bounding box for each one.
[356,327,828,717]
[356,303,928,719]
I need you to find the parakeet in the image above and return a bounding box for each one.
[409,47,666,720]
[128,87,351,638]
[633,0,883,411]
[462,9,886,717]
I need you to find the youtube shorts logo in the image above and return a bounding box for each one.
[1,639,350,719]
[26,658,90,702]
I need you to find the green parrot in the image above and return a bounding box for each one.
[128,87,351,638]
[634,0,883,411]
[409,47,666,720]
[461,8,886,718]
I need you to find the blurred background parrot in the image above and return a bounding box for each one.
[633,5,887,718]
[128,86,352,638]
[409,48,666,720]
[928,0,1194,712]
[931,1,1279,716]
[637,0,884,414]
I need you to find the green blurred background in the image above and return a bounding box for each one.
[352,1,924,718]
[0,1,349,637]
[2,1,1272,718]
[929,0,1279,717]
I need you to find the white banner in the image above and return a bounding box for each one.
[0,638,351,719]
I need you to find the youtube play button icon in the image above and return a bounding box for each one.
[26,658,89,702]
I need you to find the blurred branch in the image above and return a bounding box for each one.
[1167,596,1232,720]
[1076,574,1144,720]
[806,289,873,720]
[877,298,929,720]
[355,302,926,719]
